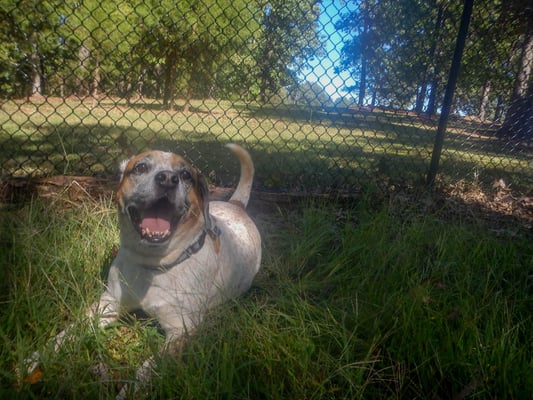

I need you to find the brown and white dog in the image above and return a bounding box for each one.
[25,144,261,398]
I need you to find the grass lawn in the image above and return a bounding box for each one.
[1,97,531,191]
[1,189,531,399]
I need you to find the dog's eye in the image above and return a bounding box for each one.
[180,170,192,181]
[133,162,149,175]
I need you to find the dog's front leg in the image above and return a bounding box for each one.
[87,291,122,329]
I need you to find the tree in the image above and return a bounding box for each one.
[290,80,332,107]
[335,0,460,112]
[498,3,533,140]
[133,0,258,110]
[452,0,522,120]
[335,0,378,106]
[0,0,66,97]
[255,0,324,103]
[336,0,426,108]
[413,1,443,113]
[63,0,138,98]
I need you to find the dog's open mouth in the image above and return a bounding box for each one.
[127,198,179,243]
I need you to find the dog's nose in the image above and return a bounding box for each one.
[155,170,179,188]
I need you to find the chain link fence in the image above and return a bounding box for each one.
[1,0,531,194]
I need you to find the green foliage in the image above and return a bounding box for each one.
[336,0,460,109]
[0,0,529,123]
[0,0,323,104]
[289,80,333,107]
[132,0,261,107]
[255,0,325,102]
[0,0,70,96]
[335,0,529,119]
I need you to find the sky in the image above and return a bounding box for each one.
[304,0,357,100]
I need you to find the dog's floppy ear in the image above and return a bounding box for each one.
[119,158,131,182]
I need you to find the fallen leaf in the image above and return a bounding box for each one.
[24,368,43,384]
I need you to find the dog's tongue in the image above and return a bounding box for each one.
[140,200,174,233]
[140,216,171,233]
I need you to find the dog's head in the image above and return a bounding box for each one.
[116,150,210,255]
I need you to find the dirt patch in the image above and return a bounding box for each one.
[0,176,116,207]
[1,176,531,236]
[437,180,532,233]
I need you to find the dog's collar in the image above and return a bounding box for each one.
[158,225,221,270]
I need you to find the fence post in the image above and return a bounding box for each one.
[426,0,474,187]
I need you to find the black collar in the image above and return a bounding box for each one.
[158,225,221,270]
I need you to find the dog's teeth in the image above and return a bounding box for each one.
[140,226,172,241]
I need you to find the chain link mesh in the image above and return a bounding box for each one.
[1,0,531,193]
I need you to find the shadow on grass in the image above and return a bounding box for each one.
[0,120,429,192]
[241,103,532,161]
[1,102,531,192]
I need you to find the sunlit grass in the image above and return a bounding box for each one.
[0,193,531,398]
[1,97,530,189]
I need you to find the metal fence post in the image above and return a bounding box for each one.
[427,0,474,187]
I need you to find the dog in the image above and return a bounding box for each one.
[24,144,262,398]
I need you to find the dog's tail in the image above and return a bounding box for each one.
[226,143,254,208]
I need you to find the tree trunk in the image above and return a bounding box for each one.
[30,51,43,97]
[208,71,217,99]
[425,5,444,115]
[259,46,274,104]
[183,84,193,113]
[498,13,533,139]
[370,85,377,107]
[358,3,369,107]
[494,96,503,121]
[415,81,428,113]
[183,65,193,113]
[358,57,367,106]
[91,52,100,99]
[479,80,491,121]
[30,33,43,97]
[499,80,533,140]
[163,47,178,111]
[371,72,382,107]
[426,76,439,116]
[78,45,91,96]
[510,25,533,101]
[138,68,146,100]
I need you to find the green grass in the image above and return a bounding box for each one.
[1,97,531,191]
[0,193,531,398]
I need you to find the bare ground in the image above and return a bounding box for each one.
[1,176,531,237]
